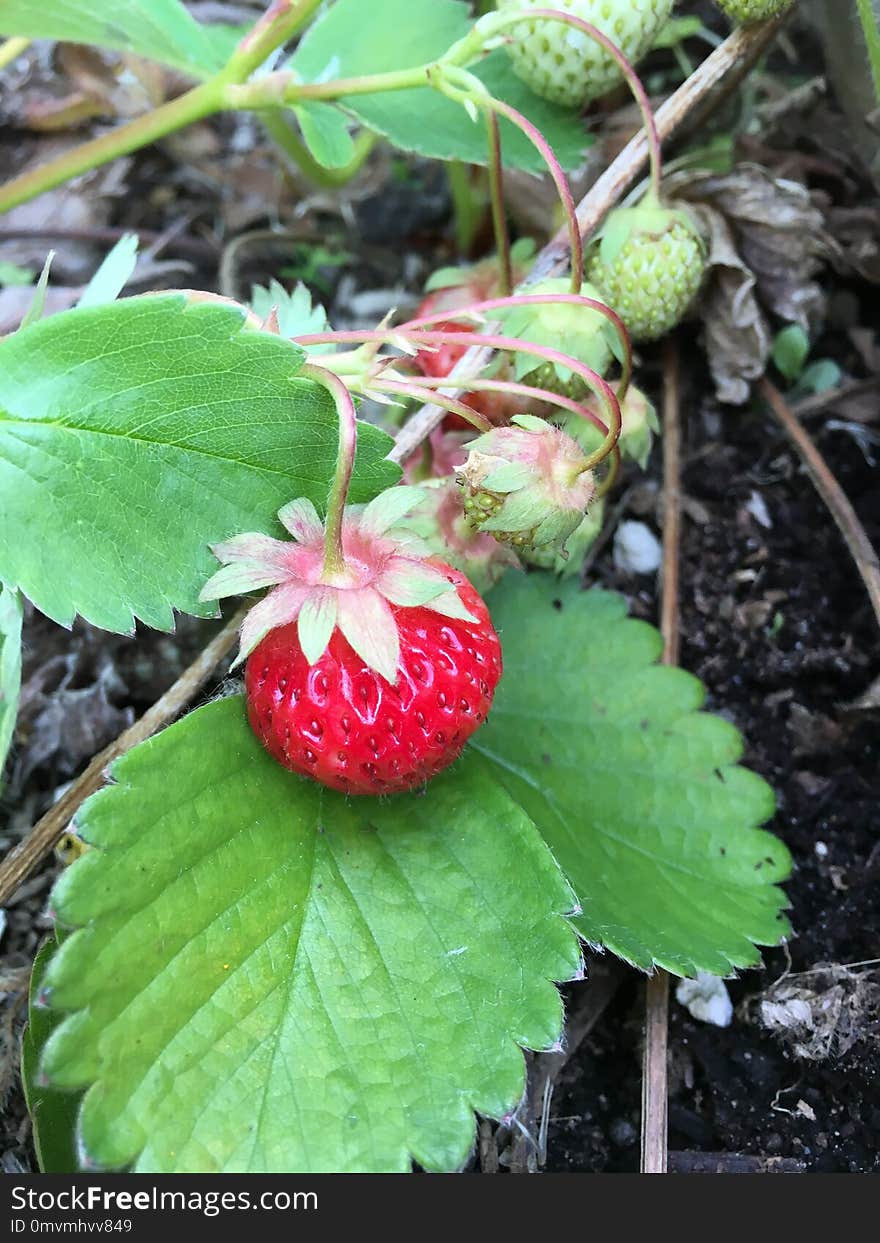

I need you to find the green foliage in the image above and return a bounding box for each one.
[289,0,588,171]
[0,583,22,785]
[0,295,399,633]
[771,323,810,382]
[40,698,579,1173]
[77,235,139,309]
[248,280,331,346]
[21,938,81,1173]
[475,575,791,976]
[0,0,234,79]
[293,102,357,169]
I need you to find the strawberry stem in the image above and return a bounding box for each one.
[370,379,494,432]
[299,363,357,579]
[487,6,665,201]
[486,112,513,297]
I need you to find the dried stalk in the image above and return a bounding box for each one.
[760,377,880,632]
[640,339,682,1175]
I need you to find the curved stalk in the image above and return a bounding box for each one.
[397,291,632,398]
[371,380,493,432]
[293,327,622,468]
[485,112,513,295]
[299,363,358,579]
[486,6,664,200]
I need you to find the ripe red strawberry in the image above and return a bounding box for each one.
[200,489,502,796]
[245,567,500,794]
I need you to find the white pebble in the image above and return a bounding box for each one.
[613,521,662,574]
[676,972,734,1028]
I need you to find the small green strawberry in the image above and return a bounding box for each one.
[458,415,596,553]
[521,499,606,576]
[585,197,707,343]
[496,0,674,109]
[714,0,794,25]
[497,277,624,401]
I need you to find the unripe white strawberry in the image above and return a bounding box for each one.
[714,0,794,25]
[458,415,596,553]
[585,197,707,342]
[496,0,674,109]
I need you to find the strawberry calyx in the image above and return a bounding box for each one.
[199,488,476,685]
[457,415,597,552]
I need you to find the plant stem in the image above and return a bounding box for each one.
[856,0,880,104]
[398,291,632,396]
[0,36,29,71]
[224,0,325,80]
[262,113,376,188]
[300,363,358,579]
[372,379,492,432]
[486,113,512,295]
[446,161,487,254]
[487,7,664,200]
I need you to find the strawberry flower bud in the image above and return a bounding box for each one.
[457,415,597,553]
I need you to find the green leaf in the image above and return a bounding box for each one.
[289,0,588,171]
[293,102,356,169]
[475,575,792,977]
[0,0,233,78]
[0,582,23,785]
[771,323,810,383]
[78,234,139,309]
[248,280,331,346]
[0,295,399,633]
[0,262,34,288]
[40,697,578,1173]
[22,937,81,1173]
[19,251,54,330]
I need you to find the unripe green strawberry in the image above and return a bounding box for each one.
[585,198,707,343]
[497,277,622,401]
[496,0,674,109]
[714,0,794,25]
[521,499,605,576]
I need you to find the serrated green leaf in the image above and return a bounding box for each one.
[0,0,233,78]
[0,295,399,633]
[78,235,139,309]
[40,697,579,1173]
[249,280,331,346]
[475,575,791,977]
[0,582,23,785]
[293,102,356,169]
[289,0,588,171]
[22,937,81,1173]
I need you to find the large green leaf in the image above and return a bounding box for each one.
[0,296,399,633]
[40,697,579,1173]
[22,937,81,1174]
[475,575,791,976]
[0,0,234,78]
[289,0,588,171]
[0,582,22,785]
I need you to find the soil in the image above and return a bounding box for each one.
[1,5,878,1176]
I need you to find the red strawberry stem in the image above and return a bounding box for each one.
[294,327,622,468]
[299,362,357,578]
[375,378,494,432]
[397,291,633,398]
[488,6,664,201]
[435,65,583,293]
[486,111,513,297]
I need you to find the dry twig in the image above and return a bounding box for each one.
[0,607,246,907]
[760,377,880,632]
[640,340,682,1174]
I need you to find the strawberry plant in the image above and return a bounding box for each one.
[0,1,799,1174]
